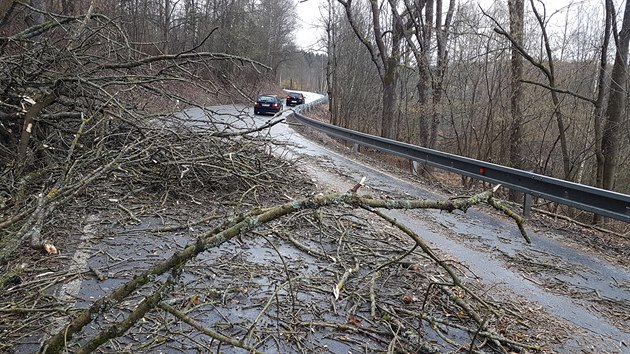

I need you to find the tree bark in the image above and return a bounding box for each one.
[594,1,612,191]
[428,0,455,149]
[382,63,398,139]
[601,0,630,191]
[16,93,57,165]
[419,0,434,146]
[592,0,612,224]
[508,0,524,201]
[338,0,402,140]
[493,1,572,180]
[508,0,524,171]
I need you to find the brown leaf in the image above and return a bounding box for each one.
[348,315,361,327]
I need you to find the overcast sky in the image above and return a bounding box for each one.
[295,0,326,52]
[293,0,623,52]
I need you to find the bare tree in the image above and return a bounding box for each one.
[326,0,338,117]
[385,0,455,148]
[331,16,383,134]
[428,0,455,148]
[493,1,572,180]
[338,0,403,139]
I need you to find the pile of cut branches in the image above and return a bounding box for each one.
[14,182,547,354]
[0,2,278,263]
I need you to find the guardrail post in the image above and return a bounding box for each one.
[352,143,359,154]
[523,193,532,219]
[411,160,419,176]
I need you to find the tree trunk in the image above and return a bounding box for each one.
[338,0,401,140]
[508,0,524,174]
[327,0,336,120]
[419,0,434,146]
[594,2,612,190]
[161,0,171,53]
[601,0,630,191]
[428,82,442,148]
[592,0,613,225]
[382,62,398,139]
[428,0,455,150]
[416,61,430,146]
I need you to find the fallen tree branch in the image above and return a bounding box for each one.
[39,187,527,353]
[159,302,264,354]
[73,274,179,354]
[210,117,286,138]
[531,206,630,240]
[95,52,270,71]
[487,196,530,243]
[370,271,380,320]
[358,204,506,312]
[392,305,543,352]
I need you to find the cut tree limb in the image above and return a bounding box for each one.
[39,187,527,353]
[17,92,57,165]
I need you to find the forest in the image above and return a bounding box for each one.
[323,0,630,198]
[3,0,630,204]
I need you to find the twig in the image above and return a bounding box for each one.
[358,204,496,312]
[117,203,141,224]
[370,271,380,320]
[244,277,300,342]
[393,305,542,351]
[469,314,490,353]
[211,117,286,138]
[333,262,359,300]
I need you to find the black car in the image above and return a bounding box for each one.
[254,95,283,115]
[285,92,305,106]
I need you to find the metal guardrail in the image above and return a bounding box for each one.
[293,96,325,114]
[291,97,630,223]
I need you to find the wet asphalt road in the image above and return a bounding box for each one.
[240,92,630,352]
